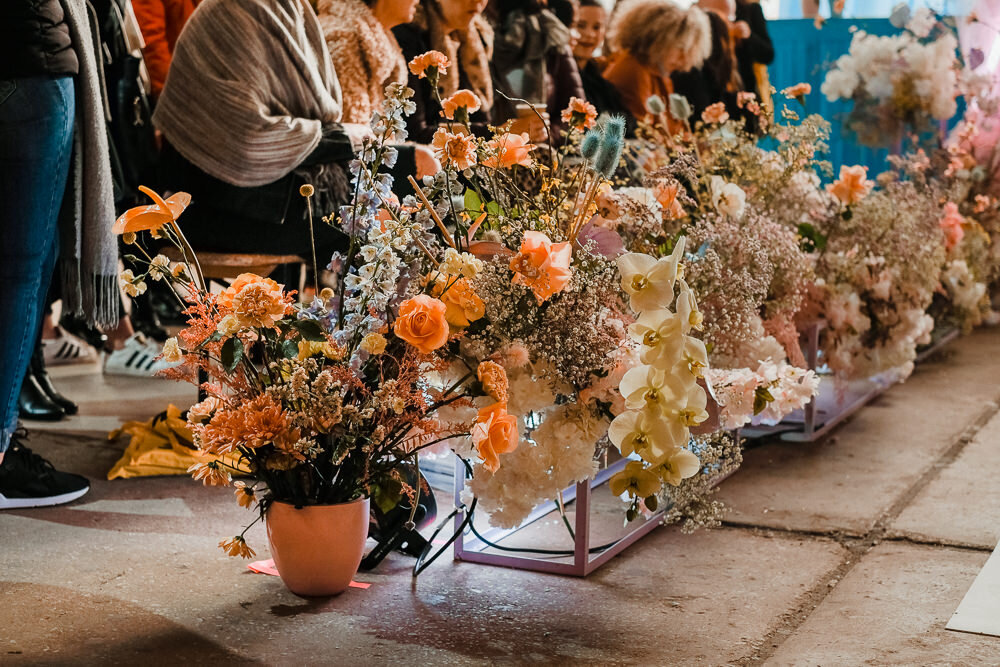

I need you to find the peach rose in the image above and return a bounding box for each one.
[509,231,573,303]
[477,360,509,402]
[218,273,283,310]
[408,50,450,79]
[827,165,874,205]
[483,132,534,169]
[560,96,598,131]
[940,202,965,250]
[441,89,481,120]
[701,102,729,124]
[394,294,450,354]
[428,274,485,328]
[432,127,477,171]
[471,402,519,473]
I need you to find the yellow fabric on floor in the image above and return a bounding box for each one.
[107,404,241,479]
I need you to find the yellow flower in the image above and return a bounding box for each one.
[150,254,171,281]
[234,481,255,509]
[609,460,662,498]
[161,337,183,363]
[296,340,342,361]
[361,332,387,355]
[656,448,701,486]
[217,314,241,336]
[188,461,230,486]
[608,408,686,463]
[219,535,256,559]
[427,273,485,328]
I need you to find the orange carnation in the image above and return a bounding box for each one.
[560,96,598,131]
[408,50,450,79]
[483,132,535,169]
[394,294,450,354]
[827,165,873,206]
[701,102,729,124]
[432,127,477,171]
[477,361,509,403]
[428,274,485,328]
[471,402,519,473]
[509,231,573,303]
[218,273,282,309]
[441,89,482,120]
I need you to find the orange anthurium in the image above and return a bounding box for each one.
[113,185,191,234]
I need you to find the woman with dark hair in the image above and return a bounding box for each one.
[733,0,774,108]
[571,0,636,134]
[672,2,743,121]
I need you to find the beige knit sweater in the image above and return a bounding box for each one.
[317,0,407,125]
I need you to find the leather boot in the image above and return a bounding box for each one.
[18,374,66,422]
[30,343,78,415]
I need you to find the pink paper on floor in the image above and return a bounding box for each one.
[247,559,371,589]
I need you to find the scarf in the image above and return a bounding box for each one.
[59,0,119,327]
[153,0,344,188]
[415,3,494,113]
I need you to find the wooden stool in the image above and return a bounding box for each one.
[161,248,308,296]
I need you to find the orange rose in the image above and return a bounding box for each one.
[471,402,519,473]
[394,294,450,354]
[441,89,482,120]
[432,127,477,171]
[408,50,450,79]
[482,132,534,169]
[477,360,509,402]
[509,231,573,303]
[560,96,598,131]
[827,165,873,205]
[701,102,729,124]
[428,274,485,328]
[218,273,282,309]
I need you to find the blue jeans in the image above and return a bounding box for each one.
[0,76,75,452]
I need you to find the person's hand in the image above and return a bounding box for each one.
[509,112,550,143]
[732,20,752,40]
[342,122,375,151]
[413,143,441,179]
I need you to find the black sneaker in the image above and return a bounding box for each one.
[0,433,89,509]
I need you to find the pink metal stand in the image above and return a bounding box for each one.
[452,456,665,576]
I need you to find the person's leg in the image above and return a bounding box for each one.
[0,75,76,453]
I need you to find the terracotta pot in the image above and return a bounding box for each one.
[266,497,370,596]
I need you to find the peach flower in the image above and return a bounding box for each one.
[483,132,535,169]
[701,102,729,124]
[737,91,760,114]
[827,165,874,205]
[509,231,573,303]
[432,127,477,171]
[560,96,598,131]
[471,402,519,473]
[393,294,450,354]
[408,50,450,79]
[940,202,965,250]
[782,82,812,98]
[218,273,283,309]
[477,360,509,403]
[441,89,481,120]
[428,274,485,328]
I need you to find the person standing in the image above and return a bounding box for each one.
[132,0,200,98]
[0,0,120,507]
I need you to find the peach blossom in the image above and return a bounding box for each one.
[509,231,573,303]
[827,165,874,205]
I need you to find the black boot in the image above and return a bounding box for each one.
[18,374,65,422]
[30,343,78,415]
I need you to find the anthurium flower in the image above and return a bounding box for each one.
[509,231,573,303]
[656,448,701,486]
[609,460,662,498]
[629,309,685,368]
[472,402,519,473]
[619,364,692,415]
[617,238,685,313]
[608,408,687,463]
[113,185,190,234]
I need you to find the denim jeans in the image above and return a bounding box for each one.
[0,76,75,452]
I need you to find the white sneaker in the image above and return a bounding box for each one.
[42,331,100,366]
[103,334,179,377]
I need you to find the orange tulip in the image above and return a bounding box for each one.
[113,185,191,234]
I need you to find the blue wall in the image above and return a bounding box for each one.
[767,18,899,179]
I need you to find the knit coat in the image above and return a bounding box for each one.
[317,0,406,125]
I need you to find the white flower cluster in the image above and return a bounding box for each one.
[607,238,708,498]
[942,259,987,324]
[822,26,961,122]
[705,360,819,430]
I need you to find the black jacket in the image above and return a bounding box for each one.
[0,0,79,78]
[734,2,774,98]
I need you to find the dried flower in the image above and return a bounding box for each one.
[161,337,183,362]
[219,535,255,559]
[360,332,387,355]
[482,132,534,169]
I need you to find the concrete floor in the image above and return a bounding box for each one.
[4,330,1000,665]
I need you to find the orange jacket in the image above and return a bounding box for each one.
[133,0,200,97]
[603,50,682,134]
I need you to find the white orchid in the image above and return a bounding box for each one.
[617,238,686,313]
[619,364,694,415]
[628,309,685,368]
[608,408,687,464]
[656,448,702,486]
